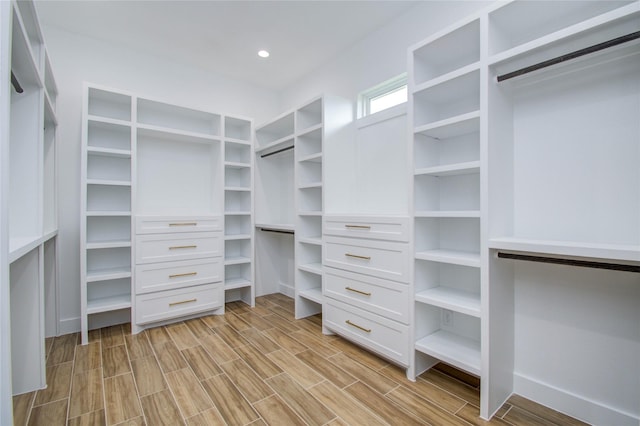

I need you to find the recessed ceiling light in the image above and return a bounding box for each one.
[258,50,270,58]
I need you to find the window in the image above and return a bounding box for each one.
[358,73,408,117]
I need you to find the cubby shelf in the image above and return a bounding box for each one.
[298,288,323,304]
[224,161,251,169]
[86,179,131,187]
[298,211,322,217]
[415,211,480,218]
[86,241,132,250]
[298,262,323,275]
[86,294,131,315]
[255,136,294,155]
[137,124,221,145]
[414,111,480,139]
[224,256,251,266]
[415,250,481,268]
[87,115,131,127]
[415,287,481,317]
[413,62,481,95]
[415,161,480,177]
[86,267,132,282]
[86,211,131,217]
[87,147,132,158]
[296,123,323,137]
[299,153,323,163]
[298,182,322,189]
[415,331,481,376]
[224,234,251,241]
[224,278,252,290]
[298,237,322,246]
[224,138,252,146]
[224,187,251,192]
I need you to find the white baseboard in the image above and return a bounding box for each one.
[514,373,639,426]
[58,317,80,335]
[278,283,295,298]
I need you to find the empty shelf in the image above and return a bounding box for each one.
[415,287,481,317]
[298,263,323,275]
[225,278,252,290]
[86,294,131,315]
[299,288,323,304]
[415,330,481,376]
[415,250,481,268]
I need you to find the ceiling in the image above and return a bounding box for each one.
[35,1,420,90]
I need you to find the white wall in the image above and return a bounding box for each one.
[41,26,280,334]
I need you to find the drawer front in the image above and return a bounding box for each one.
[136,232,222,264]
[135,283,223,325]
[324,236,409,283]
[323,216,409,242]
[135,258,223,295]
[136,216,222,234]
[325,268,409,324]
[324,299,409,366]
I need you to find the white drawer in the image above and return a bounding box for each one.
[324,236,409,283]
[323,215,409,242]
[324,299,409,366]
[135,283,223,325]
[136,216,222,234]
[136,232,222,264]
[135,258,223,295]
[324,268,409,324]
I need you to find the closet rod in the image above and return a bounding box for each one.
[11,71,24,93]
[497,30,640,82]
[259,227,294,235]
[260,145,293,158]
[497,252,640,273]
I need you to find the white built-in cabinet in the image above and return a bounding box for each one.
[409,1,640,423]
[81,84,254,344]
[254,96,352,318]
[1,0,58,419]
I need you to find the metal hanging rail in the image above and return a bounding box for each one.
[11,71,23,93]
[497,252,640,273]
[260,145,294,158]
[259,227,294,235]
[497,31,640,82]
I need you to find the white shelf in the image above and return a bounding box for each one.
[87,115,131,127]
[298,288,323,304]
[225,278,252,290]
[489,237,640,263]
[415,161,480,177]
[137,123,220,144]
[86,240,132,250]
[415,330,481,376]
[9,230,59,263]
[86,179,131,187]
[224,137,252,146]
[86,267,132,282]
[225,211,251,216]
[298,262,322,275]
[86,294,131,315]
[86,211,131,217]
[298,182,322,189]
[225,256,251,266]
[299,152,323,163]
[415,250,481,268]
[87,146,132,158]
[414,111,480,139]
[255,135,294,155]
[297,123,323,137]
[225,234,251,241]
[224,186,251,192]
[413,62,481,94]
[415,287,481,317]
[298,237,322,246]
[415,210,480,218]
[298,211,322,217]
[224,161,251,169]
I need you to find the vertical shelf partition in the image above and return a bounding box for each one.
[223,116,255,305]
[409,14,484,391]
[81,86,133,344]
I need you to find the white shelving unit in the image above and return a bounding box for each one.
[409,2,640,424]
[82,84,250,343]
[223,116,254,306]
[409,16,483,399]
[1,0,59,412]
[81,86,133,344]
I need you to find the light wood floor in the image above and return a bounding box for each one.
[13,294,588,426]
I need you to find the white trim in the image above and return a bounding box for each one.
[514,373,640,426]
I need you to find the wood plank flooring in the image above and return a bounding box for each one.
[13,294,588,425]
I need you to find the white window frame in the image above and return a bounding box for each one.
[358,73,408,118]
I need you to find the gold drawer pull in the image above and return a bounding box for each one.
[345,320,371,333]
[345,224,371,229]
[345,253,371,260]
[169,222,197,227]
[169,245,197,250]
[169,272,197,279]
[169,298,197,306]
[345,287,371,296]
